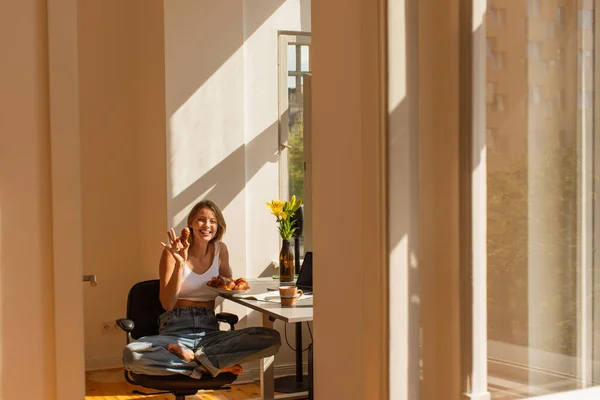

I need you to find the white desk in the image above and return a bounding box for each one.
[221,279,313,400]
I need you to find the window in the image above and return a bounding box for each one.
[544,21,555,39]
[529,85,541,104]
[489,8,506,28]
[558,89,565,109]
[487,40,505,70]
[543,100,554,117]
[487,128,499,153]
[578,91,592,109]
[527,42,541,60]
[579,9,593,29]
[278,32,312,253]
[486,82,496,104]
[579,50,593,72]
[558,6,565,26]
[527,0,540,18]
[493,94,505,112]
[485,1,600,398]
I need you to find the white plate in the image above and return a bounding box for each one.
[205,283,250,296]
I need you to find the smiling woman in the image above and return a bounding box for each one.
[122,199,282,379]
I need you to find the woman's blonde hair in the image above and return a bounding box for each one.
[186,200,226,245]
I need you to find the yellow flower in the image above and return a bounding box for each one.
[266,200,284,215]
[266,196,302,240]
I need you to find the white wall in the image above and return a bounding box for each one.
[164,0,311,374]
[241,0,312,371]
[242,0,310,285]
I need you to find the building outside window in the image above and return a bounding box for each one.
[485,1,600,398]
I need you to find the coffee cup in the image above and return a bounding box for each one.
[279,286,303,306]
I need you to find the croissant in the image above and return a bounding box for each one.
[180,227,190,243]
[216,276,230,289]
[206,276,220,288]
[207,276,226,289]
[235,277,248,285]
[234,280,249,290]
[225,280,236,290]
[207,276,250,291]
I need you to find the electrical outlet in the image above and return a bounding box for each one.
[102,321,121,334]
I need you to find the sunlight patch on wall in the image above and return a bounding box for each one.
[387,1,406,111]
[170,184,217,228]
[168,47,245,200]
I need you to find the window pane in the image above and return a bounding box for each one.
[288,105,304,201]
[287,45,296,72]
[487,1,597,398]
[301,45,310,71]
[288,76,296,89]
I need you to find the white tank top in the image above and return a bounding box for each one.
[178,242,220,302]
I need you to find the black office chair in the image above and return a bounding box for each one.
[116,279,240,400]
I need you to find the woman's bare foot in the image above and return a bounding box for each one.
[166,344,242,375]
[222,364,243,374]
[166,343,195,362]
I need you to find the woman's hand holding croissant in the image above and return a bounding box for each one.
[161,227,190,266]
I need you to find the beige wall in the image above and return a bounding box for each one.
[0,0,57,398]
[311,0,389,398]
[78,0,167,368]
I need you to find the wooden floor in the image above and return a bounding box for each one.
[85,368,282,400]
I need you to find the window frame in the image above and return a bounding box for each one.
[467,0,600,398]
[277,31,312,250]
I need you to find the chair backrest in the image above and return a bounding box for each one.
[126,279,165,340]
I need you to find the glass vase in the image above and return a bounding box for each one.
[279,239,294,283]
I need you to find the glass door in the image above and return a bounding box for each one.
[485,0,600,398]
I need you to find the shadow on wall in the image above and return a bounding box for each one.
[165,0,286,116]
[170,120,278,232]
[165,1,287,230]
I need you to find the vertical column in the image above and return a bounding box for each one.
[577,1,595,387]
[388,0,421,399]
[47,0,85,399]
[576,0,594,386]
[419,0,463,399]
[593,0,600,386]
[462,0,491,399]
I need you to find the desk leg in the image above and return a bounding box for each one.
[308,343,313,400]
[260,314,275,400]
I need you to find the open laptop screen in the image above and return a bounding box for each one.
[296,251,313,291]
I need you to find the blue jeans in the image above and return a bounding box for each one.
[122,307,281,379]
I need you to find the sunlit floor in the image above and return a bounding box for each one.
[85,368,286,400]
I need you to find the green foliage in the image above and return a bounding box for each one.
[487,144,580,355]
[288,114,305,201]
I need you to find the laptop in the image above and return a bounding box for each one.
[295,251,313,294]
